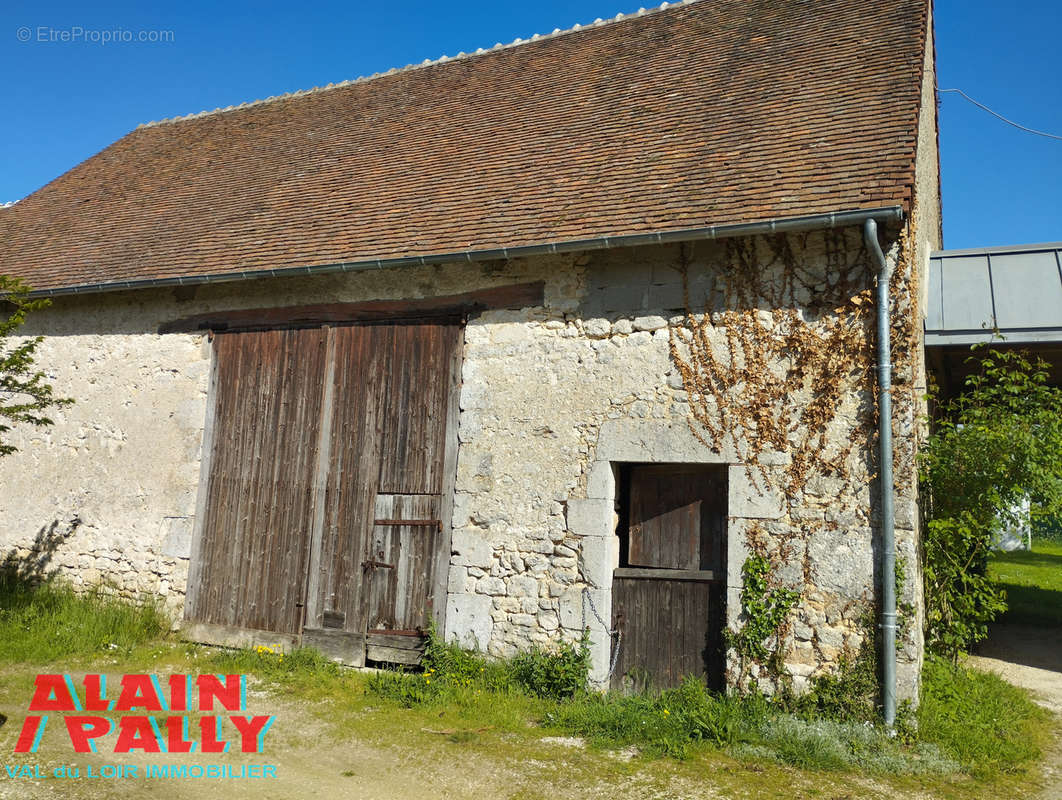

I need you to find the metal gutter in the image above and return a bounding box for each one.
[864,217,897,728]
[27,206,904,298]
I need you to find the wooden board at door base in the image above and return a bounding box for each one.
[184,320,463,668]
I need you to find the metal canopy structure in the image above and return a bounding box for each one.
[926,242,1062,346]
[925,242,1062,400]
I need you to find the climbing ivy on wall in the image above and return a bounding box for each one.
[727,552,800,675]
[666,222,922,686]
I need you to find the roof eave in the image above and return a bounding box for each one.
[29,205,905,299]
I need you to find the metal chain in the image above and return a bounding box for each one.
[581,587,622,682]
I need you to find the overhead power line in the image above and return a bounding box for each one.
[938,88,1062,141]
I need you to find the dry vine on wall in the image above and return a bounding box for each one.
[666,225,920,686]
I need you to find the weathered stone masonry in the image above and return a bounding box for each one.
[0,229,924,699]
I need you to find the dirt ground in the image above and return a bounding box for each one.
[0,689,918,800]
[969,623,1062,799]
[0,629,1058,800]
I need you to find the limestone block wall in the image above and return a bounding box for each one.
[442,231,925,700]
[0,227,925,700]
[0,329,210,618]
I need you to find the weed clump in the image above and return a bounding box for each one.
[367,627,589,705]
[917,655,1050,777]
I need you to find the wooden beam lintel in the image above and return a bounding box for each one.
[159,281,545,334]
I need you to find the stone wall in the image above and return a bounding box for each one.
[0,226,925,699]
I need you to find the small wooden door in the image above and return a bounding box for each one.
[611,464,727,691]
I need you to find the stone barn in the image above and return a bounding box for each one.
[0,0,940,705]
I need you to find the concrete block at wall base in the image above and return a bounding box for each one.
[726,524,751,584]
[567,498,613,538]
[895,498,918,530]
[725,583,744,631]
[445,593,493,652]
[895,654,922,706]
[808,529,873,596]
[562,587,614,687]
[728,466,784,519]
[559,586,608,633]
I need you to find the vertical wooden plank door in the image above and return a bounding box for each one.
[306,322,462,665]
[185,320,462,667]
[611,465,727,691]
[184,328,328,636]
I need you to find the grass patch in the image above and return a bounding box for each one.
[362,636,1047,780]
[543,678,750,758]
[989,540,1062,626]
[203,643,349,699]
[0,578,1051,793]
[548,679,958,774]
[0,573,168,663]
[917,655,1052,777]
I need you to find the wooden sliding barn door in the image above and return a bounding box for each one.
[304,323,461,665]
[184,328,328,636]
[611,465,727,691]
[186,320,462,665]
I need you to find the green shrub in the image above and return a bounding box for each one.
[726,554,799,669]
[922,513,1008,659]
[794,636,880,723]
[367,626,589,705]
[920,347,1062,657]
[510,636,589,701]
[547,677,755,758]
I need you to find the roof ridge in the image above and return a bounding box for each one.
[138,0,698,129]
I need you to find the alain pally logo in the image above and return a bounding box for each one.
[3,673,277,781]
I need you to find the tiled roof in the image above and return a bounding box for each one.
[0,0,930,293]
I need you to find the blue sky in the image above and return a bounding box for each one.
[2,0,1059,249]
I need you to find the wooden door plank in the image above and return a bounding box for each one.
[303,326,337,630]
[316,325,382,638]
[612,575,720,691]
[613,568,716,581]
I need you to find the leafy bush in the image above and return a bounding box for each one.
[0,276,73,457]
[794,634,880,723]
[923,513,1008,658]
[367,626,589,706]
[510,636,589,701]
[920,347,1062,658]
[726,554,799,668]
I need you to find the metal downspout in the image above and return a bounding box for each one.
[864,218,896,727]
